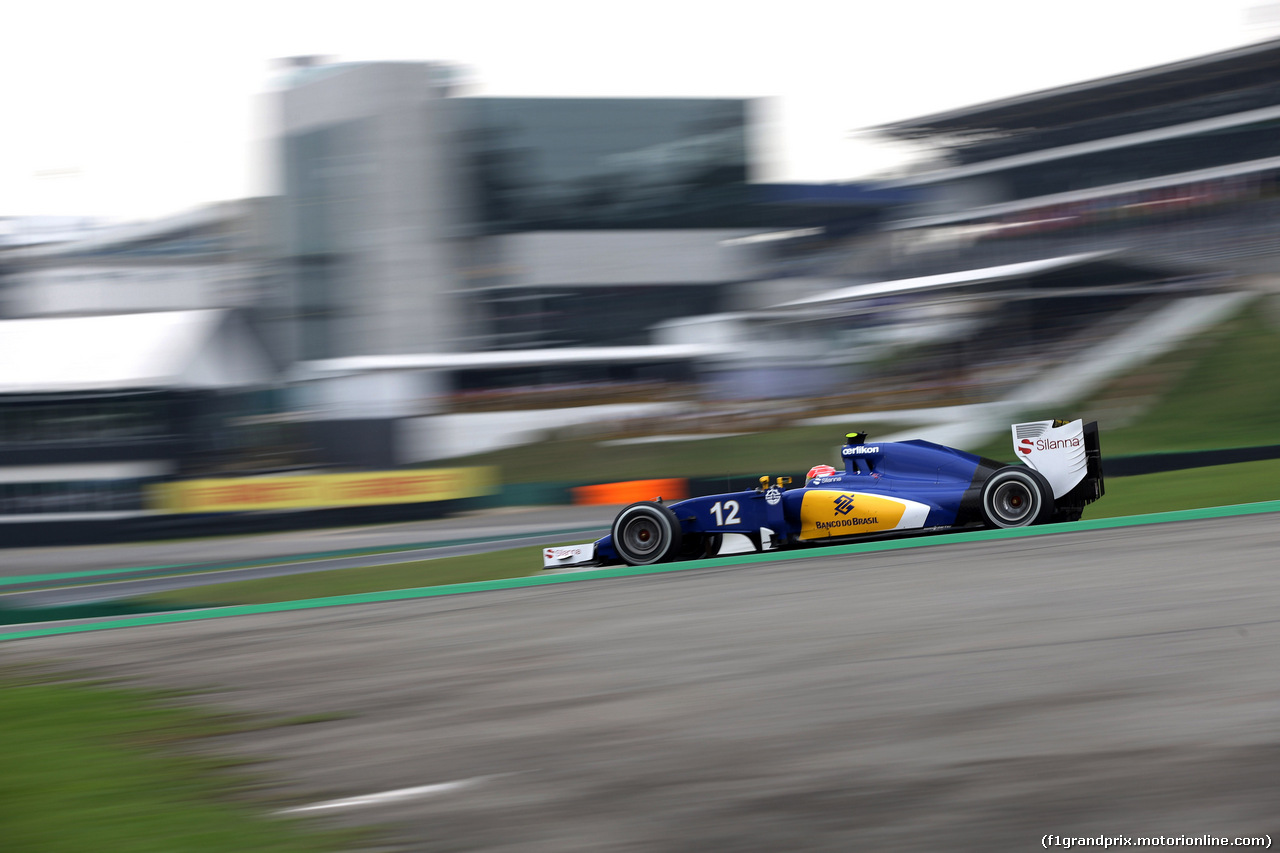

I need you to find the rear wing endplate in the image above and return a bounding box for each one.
[1011,419,1102,500]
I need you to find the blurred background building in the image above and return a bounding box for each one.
[3,39,1279,516]
[0,310,279,517]
[872,36,1280,277]
[752,37,1280,432]
[274,58,903,465]
[0,203,288,517]
[279,60,472,361]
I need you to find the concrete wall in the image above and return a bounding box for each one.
[398,403,687,462]
[295,370,445,419]
[5,264,258,316]
[497,230,765,287]
[280,63,472,358]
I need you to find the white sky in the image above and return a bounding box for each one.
[2,0,1277,220]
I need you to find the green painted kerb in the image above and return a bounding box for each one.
[3,500,1278,643]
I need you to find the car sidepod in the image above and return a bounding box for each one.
[790,489,934,541]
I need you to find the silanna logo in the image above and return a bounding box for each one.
[834,495,855,515]
[1018,436,1082,455]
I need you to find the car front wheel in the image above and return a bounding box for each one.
[612,501,683,566]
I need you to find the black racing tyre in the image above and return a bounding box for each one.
[980,467,1052,529]
[612,501,683,566]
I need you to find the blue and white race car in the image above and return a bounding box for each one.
[543,419,1103,568]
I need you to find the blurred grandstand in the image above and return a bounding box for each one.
[752,37,1280,437]
[2,42,1279,525]
[869,36,1280,279]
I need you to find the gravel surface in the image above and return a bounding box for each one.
[7,513,1280,851]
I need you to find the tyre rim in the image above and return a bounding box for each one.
[622,516,662,556]
[992,480,1035,524]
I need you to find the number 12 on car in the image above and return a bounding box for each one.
[709,500,741,525]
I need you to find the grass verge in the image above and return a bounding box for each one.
[2,526,606,593]
[0,599,200,627]
[0,668,353,853]
[136,545,545,607]
[1082,458,1280,519]
[968,301,1280,461]
[1086,302,1280,456]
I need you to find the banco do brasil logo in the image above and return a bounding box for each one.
[834,495,855,515]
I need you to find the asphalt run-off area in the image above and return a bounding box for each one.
[5,501,1280,850]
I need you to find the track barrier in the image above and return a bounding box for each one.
[571,478,688,506]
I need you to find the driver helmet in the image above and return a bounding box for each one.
[806,464,838,485]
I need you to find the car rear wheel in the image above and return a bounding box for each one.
[980,467,1051,528]
[612,501,683,566]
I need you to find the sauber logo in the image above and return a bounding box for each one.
[1020,436,1082,455]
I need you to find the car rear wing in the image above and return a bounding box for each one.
[1011,419,1104,505]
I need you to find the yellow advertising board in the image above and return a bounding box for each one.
[151,467,498,513]
[798,489,929,540]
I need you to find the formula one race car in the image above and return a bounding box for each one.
[543,419,1103,569]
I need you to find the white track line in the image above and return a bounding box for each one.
[279,776,487,814]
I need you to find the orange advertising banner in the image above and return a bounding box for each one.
[152,467,498,513]
[571,478,688,507]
